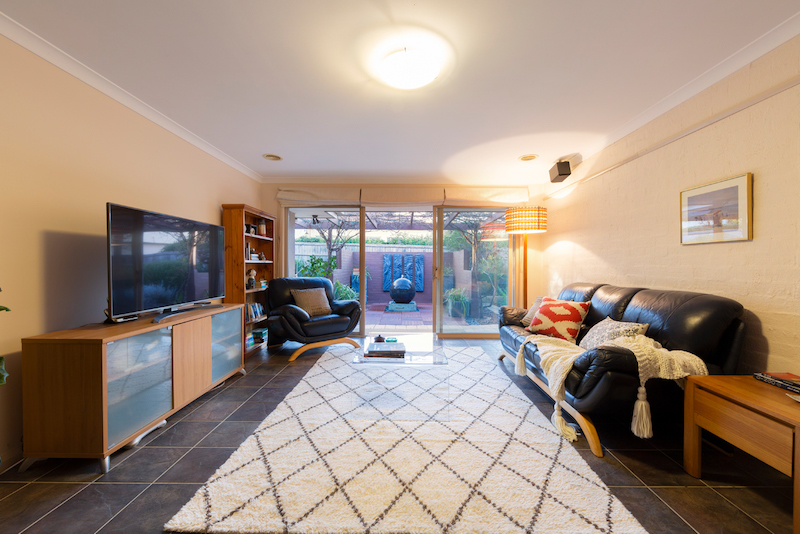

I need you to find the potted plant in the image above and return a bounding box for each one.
[443,287,470,317]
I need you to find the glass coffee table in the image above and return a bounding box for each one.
[347,337,450,421]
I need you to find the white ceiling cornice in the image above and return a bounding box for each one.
[0,12,265,183]
[600,10,800,150]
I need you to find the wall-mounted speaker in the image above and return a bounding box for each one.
[549,161,571,183]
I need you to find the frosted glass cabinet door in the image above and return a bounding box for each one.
[212,309,243,383]
[106,327,173,449]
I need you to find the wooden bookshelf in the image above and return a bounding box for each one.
[221,204,276,354]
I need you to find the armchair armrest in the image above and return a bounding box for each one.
[331,299,359,317]
[499,306,527,328]
[269,304,311,332]
[571,345,639,399]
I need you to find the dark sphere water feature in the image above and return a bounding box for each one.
[389,277,416,304]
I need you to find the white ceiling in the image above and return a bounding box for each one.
[2,1,800,186]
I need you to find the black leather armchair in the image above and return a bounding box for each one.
[266,277,361,361]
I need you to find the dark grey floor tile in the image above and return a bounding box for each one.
[702,442,793,489]
[0,482,86,533]
[611,487,695,534]
[146,421,218,448]
[655,486,772,533]
[180,400,243,422]
[613,450,703,487]
[230,372,278,387]
[97,483,200,534]
[24,483,146,534]
[247,364,285,376]
[0,483,25,500]
[212,386,260,401]
[0,459,63,482]
[167,397,208,421]
[227,401,278,421]
[716,486,793,534]
[578,450,643,487]
[277,364,318,376]
[135,419,180,447]
[198,421,261,447]
[263,373,304,388]
[157,448,236,484]
[251,386,295,403]
[664,447,765,487]
[98,448,189,483]
[37,458,105,483]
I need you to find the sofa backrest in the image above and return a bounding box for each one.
[558,282,745,370]
[267,277,335,310]
[620,289,744,363]
[583,285,644,329]
[557,283,603,304]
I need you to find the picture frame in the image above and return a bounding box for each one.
[680,173,752,245]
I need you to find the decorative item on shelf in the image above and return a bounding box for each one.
[258,252,266,261]
[258,219,267,236]
[246,269,257,290]
[259,280,267,289]
[505,206,547,233]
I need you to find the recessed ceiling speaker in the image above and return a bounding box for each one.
[549,161,571,183]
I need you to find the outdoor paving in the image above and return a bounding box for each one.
[364,301,494,334]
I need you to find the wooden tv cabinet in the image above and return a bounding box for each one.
[21,304,243,473]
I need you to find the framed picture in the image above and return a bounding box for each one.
[680,173,752,244]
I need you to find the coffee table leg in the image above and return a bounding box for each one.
[683,379,702,478]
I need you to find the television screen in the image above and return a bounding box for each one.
[107,203,225,319]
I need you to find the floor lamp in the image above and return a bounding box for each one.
[505,206,547,308]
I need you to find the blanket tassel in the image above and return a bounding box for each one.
[551,404,578,442]
[631,385,653,439]
[514,347,527,376]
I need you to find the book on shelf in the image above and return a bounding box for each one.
[365,342,406,358]
[753,372,800,393]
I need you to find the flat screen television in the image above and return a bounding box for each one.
[106,203,225,321]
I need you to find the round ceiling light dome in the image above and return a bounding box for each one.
[377,48,441,89]
[364,26,453,90]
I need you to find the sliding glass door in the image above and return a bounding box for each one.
[436,208,508,336]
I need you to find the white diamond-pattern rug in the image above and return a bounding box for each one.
[165,346,647,533]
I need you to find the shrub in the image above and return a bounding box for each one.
[334,280,357,300]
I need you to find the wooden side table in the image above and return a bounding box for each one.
[684,375,800,533]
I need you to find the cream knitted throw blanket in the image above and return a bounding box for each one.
[515,333,708,440]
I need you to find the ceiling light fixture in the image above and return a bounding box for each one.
[377,47,441,89]
[262,154,282,161]
[519,154,539,161]
[364,26,453,90]
[505,206,547,234]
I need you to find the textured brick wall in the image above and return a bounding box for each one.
[539,35,800,374]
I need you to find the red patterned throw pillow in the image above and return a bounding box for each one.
[525,297,590,343]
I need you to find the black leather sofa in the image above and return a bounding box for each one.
[499,282,746,456]
[266,277,361,361]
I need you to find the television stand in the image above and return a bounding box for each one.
[152,303,224,323]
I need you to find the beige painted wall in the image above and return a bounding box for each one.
[0,36,262,468]
[540,35,800,375]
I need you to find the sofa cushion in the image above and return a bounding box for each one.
[290,288,333,317]
[583,285,644,329]
[520,296,543,327]
[579,317,649,350]
[525,297,590,343]
[621,290,744,361]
